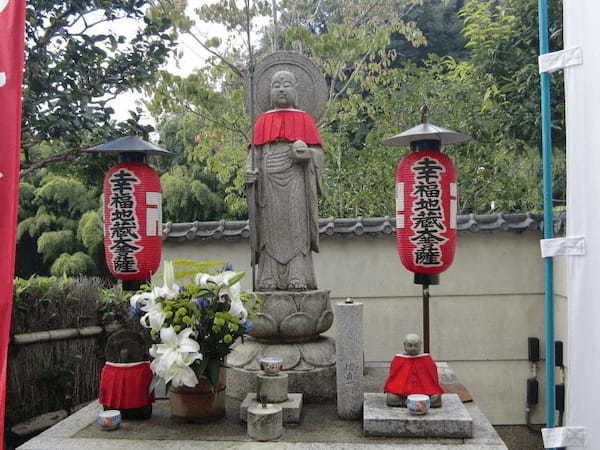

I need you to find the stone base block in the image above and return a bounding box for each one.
[363,393,473,438]
[258,373,288,403]
[240,393,303,424]
[247,404,283,441]
[228,364,335,403]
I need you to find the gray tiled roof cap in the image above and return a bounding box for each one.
[162,212,566,241]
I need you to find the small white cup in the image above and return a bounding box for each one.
[259,357,283,376]
[407,394,430,415]
[97,410,121,430]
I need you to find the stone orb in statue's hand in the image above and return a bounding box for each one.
[291,140,311,161]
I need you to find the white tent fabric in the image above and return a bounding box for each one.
[564,1,600,448]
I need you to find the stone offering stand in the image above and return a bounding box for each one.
[240,371,303,425]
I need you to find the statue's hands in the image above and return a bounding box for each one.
[245,169,258,185]
[291,140,311,161]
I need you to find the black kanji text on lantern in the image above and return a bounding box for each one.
[108,169,141,273]
[410,157,447,267]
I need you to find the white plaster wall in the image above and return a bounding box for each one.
[553,252,569,422]
[163,229,564,425]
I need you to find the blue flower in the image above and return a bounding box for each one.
[242,319,254,332]
[179,286,187,293]
[128,304,143,318]
[224,263,233,271]
[195,297,211,309]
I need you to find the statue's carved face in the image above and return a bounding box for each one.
[270,71,297,109]
[403,333,422,356]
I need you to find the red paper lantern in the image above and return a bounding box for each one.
[102,162,162,281]
[395,150,457,275]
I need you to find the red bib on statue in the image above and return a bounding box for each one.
[99,362,155,409]
[252,109,323,146]
[384,354,444,397]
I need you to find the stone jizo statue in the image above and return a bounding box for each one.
[384,333,443,408]
[246,70,325,291]
[99,330,154,419]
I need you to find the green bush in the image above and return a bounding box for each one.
[8,276,143,428]
[11,276,104,334]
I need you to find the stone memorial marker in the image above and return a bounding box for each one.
[335,298,364,419]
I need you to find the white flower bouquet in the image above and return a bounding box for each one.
[129,260,261,389]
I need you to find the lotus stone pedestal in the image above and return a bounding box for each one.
[227,290,336,402]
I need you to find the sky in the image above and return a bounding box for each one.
[102,0,266,125]
[104,1,222,123]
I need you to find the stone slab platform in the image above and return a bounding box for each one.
[18,398,505,450]
[18,366,506,449]
[363,394,473,438]
[241,393,303,424]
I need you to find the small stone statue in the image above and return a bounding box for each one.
[384,333,443,408]
[99,330,154,419]
[246,69,325,291]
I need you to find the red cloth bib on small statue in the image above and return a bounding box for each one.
[252,109,323,147]
[99,361,155,409]
[384,354,444,397]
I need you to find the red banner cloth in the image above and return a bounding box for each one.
[384,354,444,397]
[0,1,26,446]
[99,362,155,409]
[252,109,323,147]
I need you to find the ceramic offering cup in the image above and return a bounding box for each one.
[259,357,283,376]
[407,394,430,415]
[97,410,121,430]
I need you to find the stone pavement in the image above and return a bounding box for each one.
[18,366,507,450]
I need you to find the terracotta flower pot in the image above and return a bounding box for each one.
[168,367,226,423]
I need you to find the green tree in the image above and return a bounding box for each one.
[460,0,565,206]
[147,0,428,219]
[21,0,176,173]
[315,0,565,215]
[147,70,249,219]
[336,56,543,216]
[148,0,564,220]
[17,154,105,277]
[461,0,564,149]
[389,0,469,65]
[16,1,176,276]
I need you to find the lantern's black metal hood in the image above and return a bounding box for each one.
[383,122,472,147]
[85,136,172,156]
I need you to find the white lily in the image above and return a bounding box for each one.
[130,291,155,309]
[149,327,202,386]
[152,260,180,299]
[159,363,199,387]
[139,296,166,331]
[195,271,248,321]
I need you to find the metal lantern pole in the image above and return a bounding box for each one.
[423,284,430,353]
